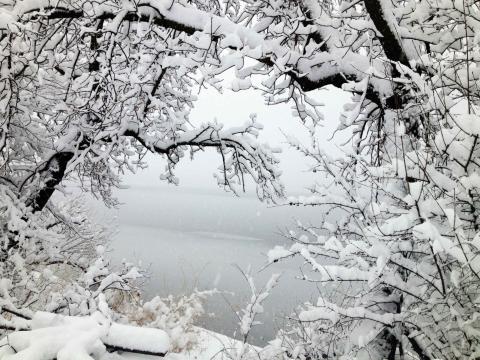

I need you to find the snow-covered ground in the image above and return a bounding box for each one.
[0,310,256,360]
[121,328,255,360]
[117,327,260,360]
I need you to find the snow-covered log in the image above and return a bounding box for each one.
[0,312,169,359]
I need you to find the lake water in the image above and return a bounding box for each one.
[108,184,323,345]
[104,85,350,345]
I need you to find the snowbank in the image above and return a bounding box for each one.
[0,312,169,359]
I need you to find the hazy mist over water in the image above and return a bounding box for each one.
[109,185,321,345]
[105,86,350,345]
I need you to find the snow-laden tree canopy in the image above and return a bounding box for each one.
[0,0,473,215]
[1,0,470,211]
[0,0,479,359]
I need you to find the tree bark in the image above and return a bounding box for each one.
[23,151,74,212]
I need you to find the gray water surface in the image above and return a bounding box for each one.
[108,185,323,345]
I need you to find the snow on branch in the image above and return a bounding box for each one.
[124,118,284,200]
[1,0,400,101]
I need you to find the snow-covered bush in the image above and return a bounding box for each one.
[0,186,142,333]
[217,271,282,360]
[131,290,213,352]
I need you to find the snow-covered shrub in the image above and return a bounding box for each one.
[130,290,213,352]
[48,194,114,263]
[43,250,144,317]
[219,271,282,360]
[0,186,141,335]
